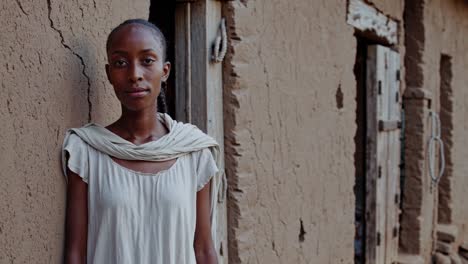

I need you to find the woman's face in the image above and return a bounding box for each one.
[105,24,170,112]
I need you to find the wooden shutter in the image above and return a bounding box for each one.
[366,45,401,264]
[174,0,227,262]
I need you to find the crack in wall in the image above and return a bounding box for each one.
[46,0,92,122]
[15,0,28,16]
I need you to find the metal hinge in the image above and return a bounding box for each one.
[377,232,381,246]
[379,120,402,132]
[378,80,382,95]
[378,166,382,178]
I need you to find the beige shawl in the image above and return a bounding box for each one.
[62,113,222,246]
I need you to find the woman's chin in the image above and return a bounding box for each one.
[121,102,157,113]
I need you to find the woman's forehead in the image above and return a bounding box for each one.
[108,24,163,53]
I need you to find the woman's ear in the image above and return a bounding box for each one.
[162,61,171,82]
[105,64,112,84]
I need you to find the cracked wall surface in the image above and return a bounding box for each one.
[223,1,403,263]
[1,0,467,263]
[0,0,148,262]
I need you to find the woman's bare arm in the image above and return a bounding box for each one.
[64,169,88,264]
[194,183,218,264]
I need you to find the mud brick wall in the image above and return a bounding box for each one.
[0,1,148,262]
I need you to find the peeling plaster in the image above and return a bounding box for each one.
[347,0,398,45]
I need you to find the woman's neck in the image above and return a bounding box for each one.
[113,106,167,144]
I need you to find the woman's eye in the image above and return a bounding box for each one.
[143,58,155,65]
[113,60,127,67]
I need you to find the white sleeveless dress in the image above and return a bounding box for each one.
[63,133,218,264]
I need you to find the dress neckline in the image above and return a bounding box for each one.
[104,153,183,177]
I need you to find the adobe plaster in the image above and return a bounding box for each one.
[0,0,148,262]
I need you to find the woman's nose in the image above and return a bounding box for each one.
[128,64,143,82]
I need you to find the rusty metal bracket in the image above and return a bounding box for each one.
[379,120,401,132]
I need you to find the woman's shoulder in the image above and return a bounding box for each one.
[63,131,85,146]
[191,147,213,158]
[63,122,112,145]
[62,124,99,153]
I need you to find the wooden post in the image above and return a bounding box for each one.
[174,0,227,262]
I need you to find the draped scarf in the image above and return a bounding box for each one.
[61,113,223,247]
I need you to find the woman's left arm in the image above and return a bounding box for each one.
[194,183,218,264]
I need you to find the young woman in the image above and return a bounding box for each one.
[62,19,220,264]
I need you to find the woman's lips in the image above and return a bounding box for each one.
[125,88,149,98]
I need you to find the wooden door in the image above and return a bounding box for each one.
[174,0,228,262]
[366,45,401,264]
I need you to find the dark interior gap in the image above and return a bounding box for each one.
[353,37,368,264]
[149,2,176,117]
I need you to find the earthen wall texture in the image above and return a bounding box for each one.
[2,0,467,263]
[0,1,148,262]
[223,1,403,263]
[400,0,468,262]
[429,0,468,248]
[402,0,468,261]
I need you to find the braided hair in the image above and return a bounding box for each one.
[157,81,168,113]
[106,19,169,113]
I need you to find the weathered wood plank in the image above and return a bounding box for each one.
[366,45,379,264]
[375,45,388,264]
[367,45,401,264]
[384,49,401,264]
[175,2,191,122]
[174,1,227,262]
[189,1,208,132]
[383,46,394,264]
[204,1,227,262]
